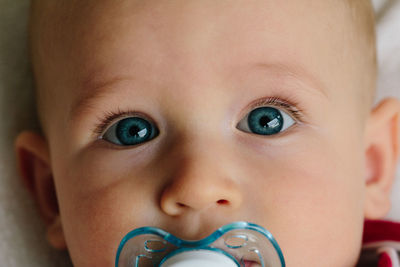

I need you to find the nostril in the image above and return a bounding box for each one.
[217,199,229,205]
[177,202,186,208]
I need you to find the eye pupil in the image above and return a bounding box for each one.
[129,126,141,136]
[259,116,271,127]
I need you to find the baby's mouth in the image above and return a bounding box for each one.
[244,260,261,267]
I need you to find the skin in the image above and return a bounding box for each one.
[15,0,400,266]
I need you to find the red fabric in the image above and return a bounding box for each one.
[378,253,392,267]
[363,220,400,244]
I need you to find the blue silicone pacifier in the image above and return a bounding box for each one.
[115,221,285,267]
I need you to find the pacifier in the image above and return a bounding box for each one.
[115,221,285,267]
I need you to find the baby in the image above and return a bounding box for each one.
[14,0,400,266]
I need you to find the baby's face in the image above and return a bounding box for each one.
[39,0,373,266]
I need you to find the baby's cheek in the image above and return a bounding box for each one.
[260,148,364,265]
[60,179,156,267]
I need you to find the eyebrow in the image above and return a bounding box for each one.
[69,62,328,123]
[69,75,135,122]
[250,62,328,98]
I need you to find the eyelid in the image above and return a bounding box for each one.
[246,96,304,122]
[92,108,150,138]
[92,96,303,139]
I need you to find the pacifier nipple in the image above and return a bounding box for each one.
[160,250,237,267]
[115,222,285,267]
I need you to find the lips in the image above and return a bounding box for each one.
[244,260,261,267]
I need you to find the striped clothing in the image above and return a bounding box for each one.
[357,220,400,267]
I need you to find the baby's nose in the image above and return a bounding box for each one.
[159,157,243,216]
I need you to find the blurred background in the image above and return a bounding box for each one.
[0,0,399,266]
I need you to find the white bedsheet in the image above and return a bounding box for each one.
[0,0,399,266]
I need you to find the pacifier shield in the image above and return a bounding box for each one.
[115,221,285,267]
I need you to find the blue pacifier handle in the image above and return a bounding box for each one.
[115,221,286,267]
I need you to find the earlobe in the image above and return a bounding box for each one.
[46,216,67,249]
[364,98,400,219]
[14,131,66,250]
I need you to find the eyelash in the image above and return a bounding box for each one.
[249,96,303,121]
[92,96,304,137]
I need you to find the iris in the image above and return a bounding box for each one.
[248,107,283,135]
[103,117,159,146]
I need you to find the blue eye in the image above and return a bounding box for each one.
[236,107,295,135]
[102,117,159,146]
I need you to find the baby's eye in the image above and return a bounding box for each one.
[101,117,159,146]
[236,106,295,135]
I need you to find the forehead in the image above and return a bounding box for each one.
[39,0,360,127]
[61,0,348,77]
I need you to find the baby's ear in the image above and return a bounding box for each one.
[14,131,66,250]
[364,98,400,220]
